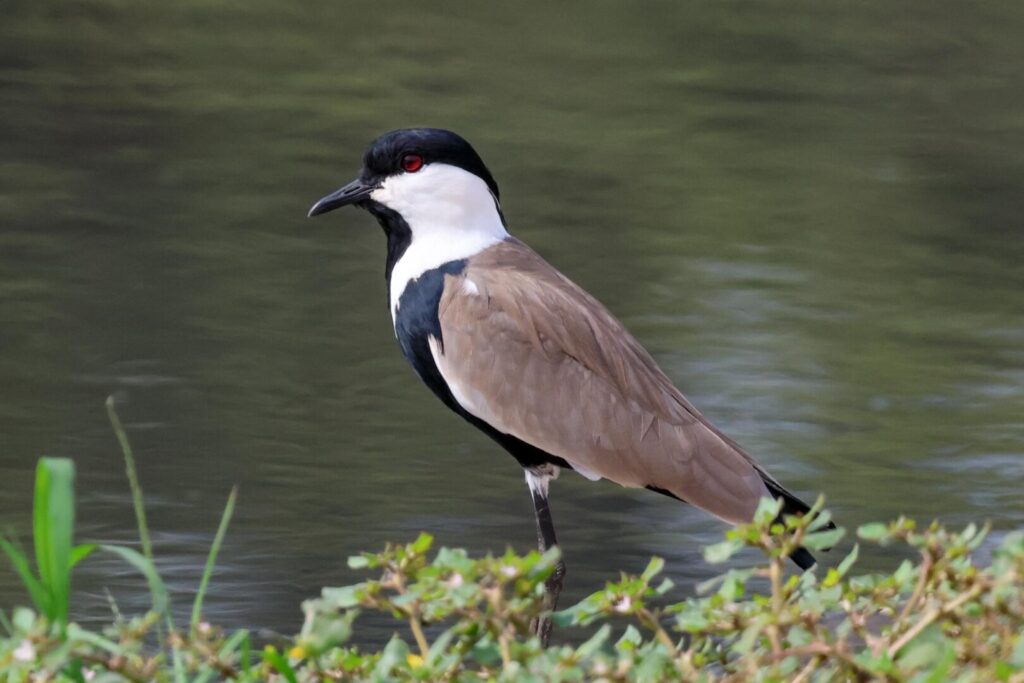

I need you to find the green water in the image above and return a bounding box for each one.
[2,1,1022,640]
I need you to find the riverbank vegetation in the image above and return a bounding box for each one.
[2,403,1022,681]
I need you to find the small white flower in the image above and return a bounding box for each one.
[13,639,36,662]
[446,572,464,588]
[613,596,632,613]
[500,565,517,578]
[83,670,96,681]
[198,621,212,636]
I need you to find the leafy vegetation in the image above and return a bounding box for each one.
[0,459,95,634]
[1,407,1022,681]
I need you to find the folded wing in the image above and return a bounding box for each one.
[432,238,781,524]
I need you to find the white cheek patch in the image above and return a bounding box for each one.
[462,279,480,296]
[383,164,508,321]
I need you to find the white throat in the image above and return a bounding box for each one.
[373,163,508,320]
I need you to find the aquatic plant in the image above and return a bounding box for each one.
[1,404,1021,681]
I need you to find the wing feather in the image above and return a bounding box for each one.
[434,238,773,524]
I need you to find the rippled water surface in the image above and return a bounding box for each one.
[2,1,1022,641]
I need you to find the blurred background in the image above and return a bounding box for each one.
[1,1,1022,642]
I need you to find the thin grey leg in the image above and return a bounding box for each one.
[525,467,566,646]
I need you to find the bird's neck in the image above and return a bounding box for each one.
[363,202,413,290]
[366,197,508,323]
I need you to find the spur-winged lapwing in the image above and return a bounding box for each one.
[309,128,831,642]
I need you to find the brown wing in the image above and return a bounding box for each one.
[433,238,772,524]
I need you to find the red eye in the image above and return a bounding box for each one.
[401,154,424,173]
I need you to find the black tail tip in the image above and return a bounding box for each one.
[790,546,818,571]
[785,514,836,569]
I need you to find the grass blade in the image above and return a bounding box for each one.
[0,536,49,614]
[32,461,53,600]
[33,458,75,624]
[190,487,237,633]
[169,614,186,683]
[0,609,13,636]
[240,631,252,676]
[106,396,153,563]
[66,623,126,655]
[70,544,97,569]
[263,647,298,683]
[101,544,168,617]
[219,628,250,659]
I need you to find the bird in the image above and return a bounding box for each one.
[308,128,831,643]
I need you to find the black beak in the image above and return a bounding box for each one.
[308,177,375,217]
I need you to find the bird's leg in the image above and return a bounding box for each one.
[525,466,565,647]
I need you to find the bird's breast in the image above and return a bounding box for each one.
[388,230,506,320]
[391,259,468,407]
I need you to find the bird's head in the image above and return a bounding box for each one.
[308,128,504,238]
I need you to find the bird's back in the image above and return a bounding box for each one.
[430,237,802,525]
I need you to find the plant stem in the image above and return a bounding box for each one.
[639,608,677,653]
[896,554,932,627]
[106,397,153,563]
[767,554,784,656]
[498,630,512,670]
[408,608,430,659]
[791,655,823,683]
[191,487,237,634]
[887,583,984,658]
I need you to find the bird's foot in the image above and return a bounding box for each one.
[532,559,566,646]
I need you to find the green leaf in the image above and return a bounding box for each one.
[218,630,251,660]
[101,544,168,616]
[857,523,889,542]
[70,544,96,569]
[732,622,762,655]
[191,486,237,633]
[641,556,665,582]
[807,508,833,531]
[892,559,915,589]
[320,585,362,609]
[34,458,76,624]
[754,496,783,524]
[576,624,611,658]
[347,555,370,569]
[615,624,643,651]
[12,607,36,632]
[1010,634,1024,667]
[66,624,125,655]
[674,607,709,632]
[426,627,456,665]
[411,532,433,554]
[837,543,859,577]
[965,523,990,551]
[64,659,86,683]
[802,527,845,551]
[703,538,743,564]
[372,636,410,677]
[0,536,49,615]
[240,632,252,677]
[551,602,583,627]
[535,546,562,576]
[262,646,298,683]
